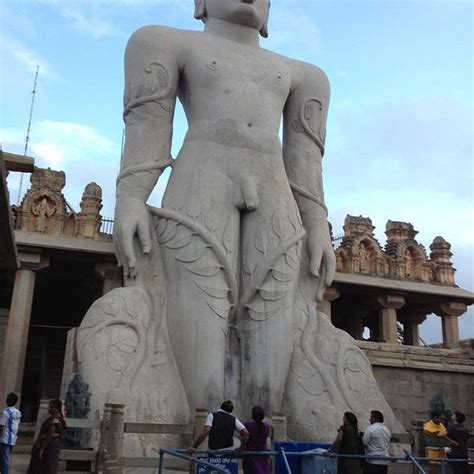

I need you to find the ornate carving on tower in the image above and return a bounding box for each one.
[77,182,103,239]
[17,167,68,235]
[335,215,387,276]
[384,220,426,280]
[430,236,456,285]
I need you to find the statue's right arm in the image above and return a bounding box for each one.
[114,26,180,277]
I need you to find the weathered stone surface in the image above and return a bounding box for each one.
[77,0,403,453]
[360,340,474,429]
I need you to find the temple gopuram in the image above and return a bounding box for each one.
[0,152,473,434]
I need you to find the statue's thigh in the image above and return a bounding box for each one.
[157,193,240,406]
[238,197,303,409]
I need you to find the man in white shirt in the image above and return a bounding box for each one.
[363,410,391,474]
[187,400,248,453]
[0,393,22,474]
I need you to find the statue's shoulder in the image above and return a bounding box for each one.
[127,24,197,51]
[262,49,329,91]
[286,57,330,90]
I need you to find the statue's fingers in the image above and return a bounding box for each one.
[121,227,136,276]
[316,265,326,302]
[308,240,323,278]
[137,220,152,254]
[324,250,336,287]
[115,236,130,277]
[113,234,123,268]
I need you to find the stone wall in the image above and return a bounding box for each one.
[59,328,78,401]
[358,341,474,430]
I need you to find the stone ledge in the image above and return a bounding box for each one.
[358,340,474,373]
[334,271,474,301]
[14,230,114,255]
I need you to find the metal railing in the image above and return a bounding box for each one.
[100,217,114,235]
[157,447,472,474]
[331,233,344,250]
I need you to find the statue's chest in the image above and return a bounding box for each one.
[185,48,291,97]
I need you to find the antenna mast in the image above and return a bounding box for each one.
[17,65,40,205]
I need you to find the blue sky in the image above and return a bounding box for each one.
[1,0,472,343]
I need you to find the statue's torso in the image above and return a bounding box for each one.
[176,32,293,161]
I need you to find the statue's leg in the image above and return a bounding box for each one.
[155,184,239,411]
[238,192,304,415]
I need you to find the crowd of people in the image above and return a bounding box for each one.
[0,394,471,474]
[187,400,471,474]
[188,402,394,474]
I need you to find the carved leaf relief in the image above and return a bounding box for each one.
[222,215,237,254]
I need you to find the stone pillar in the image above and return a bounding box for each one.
[0,252,49,402]
[271,412,287,443]
[350,305,366,340]
[317,287,340,321]
[435,302,466,349]
[95,261,122,295]
[400,313,427,346]
[98,403,113,473]
[59,328,78,400]
[377,294,405,344]
[193,408,209,450]
[34,399,50,440]
[103,402,125,474]
[0,308,8,360]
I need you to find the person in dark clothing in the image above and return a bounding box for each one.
[27,399,65,474]
[187,400,249,453]
[447,412,469,474]
[330,412,363,474]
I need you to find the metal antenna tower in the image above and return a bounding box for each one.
[17,65,40,205]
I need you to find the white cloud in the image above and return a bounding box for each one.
[2,120,120,215]
[0,35,58,81]
[60,7,127,39]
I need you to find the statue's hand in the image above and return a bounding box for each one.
[306,219,336,301]
[114,197,152,278]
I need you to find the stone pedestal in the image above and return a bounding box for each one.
[0,252,49,402]
[193,408,209,450]
[95,262,122,295]
[377,294,405,344]
[271,413,287,443]
[435,302,466,349]
[317,287,340,321]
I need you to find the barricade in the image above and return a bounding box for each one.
[158,447,473,474]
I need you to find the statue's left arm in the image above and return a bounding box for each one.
[283,63,336,301]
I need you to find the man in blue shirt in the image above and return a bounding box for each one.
[0,393,21,474]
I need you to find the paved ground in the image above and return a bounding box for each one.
[11,452,30,474]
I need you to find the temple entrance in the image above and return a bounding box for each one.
[20,256,102,421]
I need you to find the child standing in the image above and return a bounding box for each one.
[0,393,22,474]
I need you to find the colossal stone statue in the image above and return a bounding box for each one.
[77,0,404,450]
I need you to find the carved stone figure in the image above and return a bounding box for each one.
[17,168,68,235]
[64,373,91,447]
[32,196,56,232]
[77,0,404,450]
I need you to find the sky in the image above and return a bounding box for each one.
[0,0,472,343]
